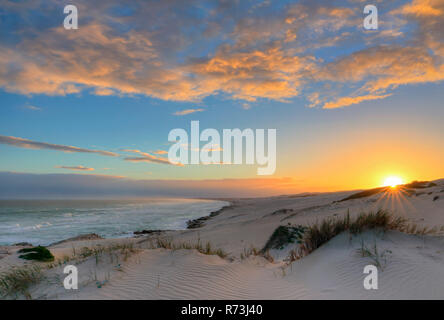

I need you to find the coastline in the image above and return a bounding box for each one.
[1,179,444,299]
[0,198,229,247]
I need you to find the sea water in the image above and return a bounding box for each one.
[0,198,228,246]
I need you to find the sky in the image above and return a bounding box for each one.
[0,0,443,198]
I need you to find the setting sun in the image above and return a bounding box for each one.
[383,176,404,188]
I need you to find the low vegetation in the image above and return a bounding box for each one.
[262,225,306,252]
[267,209,443,263]
[357,240,392,271]
[48,242,138,269]
[149,237,228,259]
[240,246,274,262]
[0,265,43,299]
[18,246,54,262]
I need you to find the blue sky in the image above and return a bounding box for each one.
[0,0,443,197]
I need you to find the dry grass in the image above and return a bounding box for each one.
[284,209,442,263]
[240,246,274,262]
[357,240,392,271]
[302,209,406,255]
[148,237,228,259]
[0,265,43,299]
[47,242,138,269]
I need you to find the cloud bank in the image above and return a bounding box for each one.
[0,135,119,157]
[55,166,95,171]
[122,149,180,166]
[0,0,442,108]
[0,172,302,198]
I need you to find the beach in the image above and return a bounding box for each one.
[1,179,444,299]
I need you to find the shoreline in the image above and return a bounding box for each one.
[1,179,444,299]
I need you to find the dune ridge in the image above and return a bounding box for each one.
[1,179,444,299]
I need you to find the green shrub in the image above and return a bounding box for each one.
[262,225,306,252]
[18,246,54,262]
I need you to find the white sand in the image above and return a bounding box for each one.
[1,179,443,299]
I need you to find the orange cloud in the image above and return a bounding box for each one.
[396,0,443,16]
[122,149,181,166]
[0,0,443,109]
[153,150,168,155]
[188,46,315,101]
[173,108,205,116]
[317,45,444,107]
[55,166,94,171]
[323,94,391,109]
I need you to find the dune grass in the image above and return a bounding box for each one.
[239,246,274,262]
[47,242,138,269]
[0,265,43,299]
[280,209,443,263]
[357,240,392,271]
[298,209,412,255]
[151,237,228,259]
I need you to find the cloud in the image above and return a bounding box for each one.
[0,135,119,157]
[23,104,41,111]
[315,44,444,108]
[122,149,181,166]
[187,46,315,101]
[395,0,443,17]
[153,150,168,155]
[173,108,205,116]
[0,171,303,198]
[0,0,443,108]
[55,166,94,171]
[323,94,392,109]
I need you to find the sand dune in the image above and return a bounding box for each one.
[1,179,444,299]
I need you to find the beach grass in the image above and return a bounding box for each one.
[279,209,443,263]
[357,240,392,271]
[0,265,43,299]
[153,238,228,259]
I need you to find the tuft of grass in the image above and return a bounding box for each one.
[0,265,43,298]
[152,238,228,259]
[240,246,260,260]
[302,209,407,254]
[240,246,273,262]
[47,243,138,268]
[357,240,392,271]
[281,209,441,264]
[18,246,54,262]
[302,209,406,254]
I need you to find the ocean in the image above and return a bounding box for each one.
[0,198,228,246]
